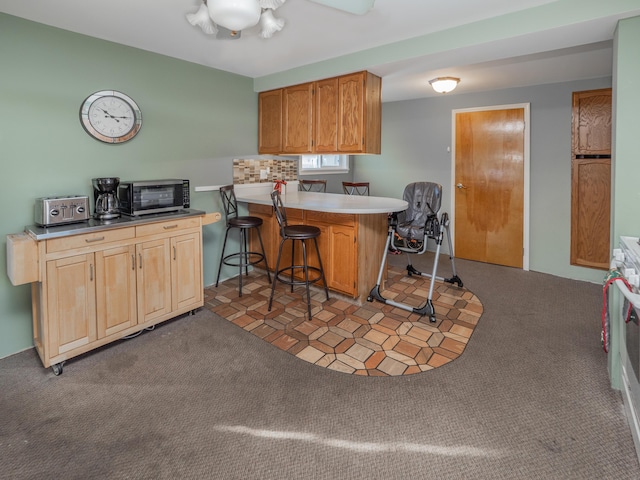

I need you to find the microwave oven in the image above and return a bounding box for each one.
[118,179,190,216]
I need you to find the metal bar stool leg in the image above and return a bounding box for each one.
[215,228,231,288]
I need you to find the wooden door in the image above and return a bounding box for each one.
[570,88,612,269]
[283,82,314,154]
[46,254,97,355]
[136,239,172,323]
[258,89,283,154]
[171,232,203,310]
[454,108,525,268]
[95,245,137,338]
[315,77,339,153]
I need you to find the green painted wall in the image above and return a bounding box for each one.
[608,16,640,384]
[0,14,258,358]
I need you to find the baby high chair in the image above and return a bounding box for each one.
[367,181,462,322]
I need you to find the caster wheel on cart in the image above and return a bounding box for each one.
[51,362,65,376]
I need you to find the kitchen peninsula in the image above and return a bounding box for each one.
[235,189,408,302]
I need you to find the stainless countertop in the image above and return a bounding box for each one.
[25,209,206,240]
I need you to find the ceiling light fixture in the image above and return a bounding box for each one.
[186,0,286,39]
[429,77,460,94]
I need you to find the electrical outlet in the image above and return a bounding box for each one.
[260,169,267,180]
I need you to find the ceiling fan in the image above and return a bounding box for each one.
[186,0,376,39]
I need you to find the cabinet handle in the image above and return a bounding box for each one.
[131,254,135,270]
[90,264,94,281]
[163,224,178,230]
[173,246,176,260]
[139,253,142,269]
[85,236,105,243]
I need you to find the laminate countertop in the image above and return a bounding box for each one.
[24,209,206,241]
[235,191,407,215]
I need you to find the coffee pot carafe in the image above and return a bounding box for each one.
[92,177,121,220]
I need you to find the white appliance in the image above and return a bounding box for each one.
[611,236,640,462]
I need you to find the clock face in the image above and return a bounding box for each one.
[80,91,142,144]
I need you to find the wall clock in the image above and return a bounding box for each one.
[79,90,142,144]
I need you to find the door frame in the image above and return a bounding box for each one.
[450,103,531,270]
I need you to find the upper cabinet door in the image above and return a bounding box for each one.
[338,73,365,153]
[258,89,283,154]
[283,82,314,154]
[572,88,612,156]
[315,77,339,153]
[338,71,381,154]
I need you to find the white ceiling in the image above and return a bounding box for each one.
[1,0,638,102]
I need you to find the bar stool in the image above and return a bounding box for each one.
[298,179,327,192]
[342,181,370,196]
[215,185,271,296]
[268,191,329,318]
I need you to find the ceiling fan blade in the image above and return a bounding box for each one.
[307,0,376,15]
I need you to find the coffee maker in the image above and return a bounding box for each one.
[92,177,121,220]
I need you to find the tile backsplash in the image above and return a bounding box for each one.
[233,158,298,184]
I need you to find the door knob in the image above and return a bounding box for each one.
[456,183,467,189]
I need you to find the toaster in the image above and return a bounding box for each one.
[35,195,90,227]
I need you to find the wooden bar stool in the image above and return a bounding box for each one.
[268,191,329,318]
[342,181,370,196]
[298,179,327,192]
[215,185,271,296]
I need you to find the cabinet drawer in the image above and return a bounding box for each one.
[306,211,355,226]
[136,217,200,237]
[249,204,273,216]
[47,227,135,253]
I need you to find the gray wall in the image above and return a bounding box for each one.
[0,14,259,358]
[352,78,612,283]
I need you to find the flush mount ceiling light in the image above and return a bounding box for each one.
[187,0,286,39]
[429,77,460,94]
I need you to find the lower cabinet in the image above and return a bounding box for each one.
[249,205,357,297]
[34,217,203,373]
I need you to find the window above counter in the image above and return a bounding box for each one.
[299,155,349,175]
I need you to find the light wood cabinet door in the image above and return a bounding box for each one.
[328,224,356,295]
[248,204,277,270]
[315,77,339,153]
[95,245,137,338]
[136,239,172,323]
[46,254,97,355]
[571,157,611,269]
[258,89,283,154]
[171,232,203,311]
[572,88,612,156]
[338,71,381,154]
[283,82,314,154]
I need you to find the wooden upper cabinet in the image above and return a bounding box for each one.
[283,82,314,154]
[338,71,381,154]
[572,88,612,156]
[258,89,283,154]
[315,77,339,153]
[258,71,381,155]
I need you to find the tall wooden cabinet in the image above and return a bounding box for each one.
[570,88,612,269]
[16,215,204,374]
[258,71,381,155]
